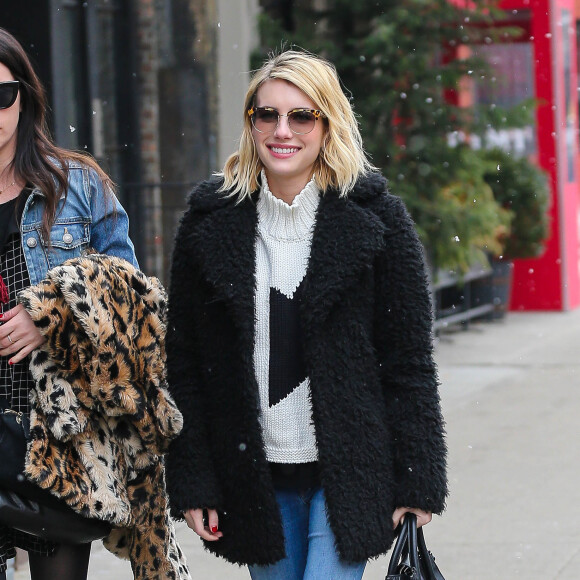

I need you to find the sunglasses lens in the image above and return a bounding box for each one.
[251,107,320,134]
[288,111,316,134]
[0,83,17,109]
[253,109,279,132]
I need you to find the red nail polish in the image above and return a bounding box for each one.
[8,361,13,366]
[211,526,218,533]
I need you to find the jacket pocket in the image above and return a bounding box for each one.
[43,220,90,268]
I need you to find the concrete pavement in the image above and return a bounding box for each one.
[14,309,580,579]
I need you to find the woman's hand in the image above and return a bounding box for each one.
[392,507,432,529]
[0,304,46,364]
[183,508,223,541]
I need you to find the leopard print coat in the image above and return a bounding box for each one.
[18,254,190,580]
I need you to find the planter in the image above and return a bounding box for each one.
[472,258,514,320]
[431,262,495,330]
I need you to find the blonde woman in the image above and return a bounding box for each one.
[165,50,447,579]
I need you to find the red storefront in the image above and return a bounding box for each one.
[492,0,580,310]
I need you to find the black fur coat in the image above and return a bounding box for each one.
[165,173,447,565]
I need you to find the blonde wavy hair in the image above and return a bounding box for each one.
[217,50,376,200]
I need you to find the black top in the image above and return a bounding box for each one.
[0,189,31,250]
[0,188,36,411]
[0,196,20,251]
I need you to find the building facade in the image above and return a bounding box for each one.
[0,0,258,282]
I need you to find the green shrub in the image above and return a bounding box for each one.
[481,148,550,260]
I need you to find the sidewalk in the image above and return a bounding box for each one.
[14,310,580,579]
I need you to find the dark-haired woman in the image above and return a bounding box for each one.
[0,27,137,580]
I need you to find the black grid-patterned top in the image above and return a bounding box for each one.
[0,191,36,413]
[0,190,55,566]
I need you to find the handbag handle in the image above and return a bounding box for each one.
[387,513,420,576]
[387,513,446,580]
[404,514,420,572]
[417,524,445,580]
[387,519,407,575]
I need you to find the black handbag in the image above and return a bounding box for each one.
[386,513,445,580]
[0,406,111,544]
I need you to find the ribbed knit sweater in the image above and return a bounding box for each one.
[254,172,320,463]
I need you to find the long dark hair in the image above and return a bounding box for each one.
[0,27,114,240]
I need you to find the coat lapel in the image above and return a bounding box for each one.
[188,181,388,332]
[189,195,258,333]
[302,192,387,326]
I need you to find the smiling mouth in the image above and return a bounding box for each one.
[269,146,300,154]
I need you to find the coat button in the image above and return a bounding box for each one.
[26,237,37,248]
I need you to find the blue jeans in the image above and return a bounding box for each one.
[248,487,366,580]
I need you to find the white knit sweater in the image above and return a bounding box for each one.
[254,172,320,463]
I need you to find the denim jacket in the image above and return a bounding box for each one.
[20,161,138,286]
